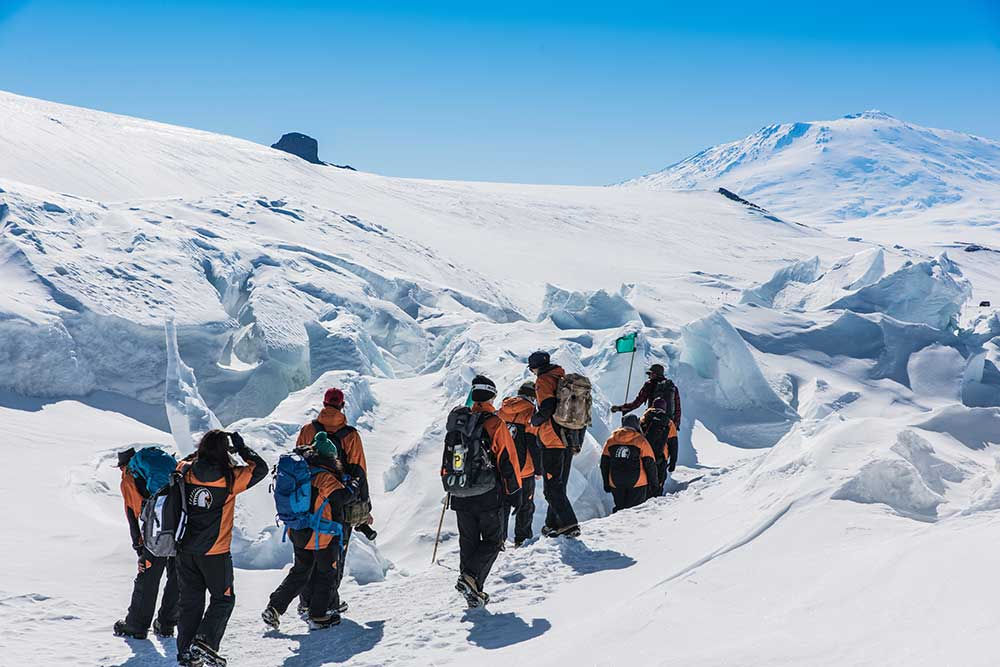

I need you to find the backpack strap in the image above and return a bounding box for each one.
[312,420,326,435]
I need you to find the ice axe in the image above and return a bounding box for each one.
[431,493,450,564]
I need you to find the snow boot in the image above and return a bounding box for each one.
[540,525,557,538]
[455,573,483,608]
[176,650,203,667]
[308,613,341,630]
[191,637,227,667]
[296,602,309,619]
[153,619,174,638]
[479,590,491,605]
[261,606,280,630]
[335,599,349,614]
[113,620,147,640]
[555,523,581,538]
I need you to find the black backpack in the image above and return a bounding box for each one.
[649,379,677,420]
[442,407,497,497]
[642,410,671,461]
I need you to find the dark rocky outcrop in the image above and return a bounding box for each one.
[270,132,356,170]
[271,132,323,164]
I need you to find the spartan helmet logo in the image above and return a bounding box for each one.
[614,448,631,459]
[189,487,214,509]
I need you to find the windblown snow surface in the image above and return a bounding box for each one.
[2,90,1000,666]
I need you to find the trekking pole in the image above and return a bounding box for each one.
[431,493,450,564]
[623,344,637,407]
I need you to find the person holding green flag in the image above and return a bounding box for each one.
[611,332,682,429]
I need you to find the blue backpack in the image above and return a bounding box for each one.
[273,453,343,549]
[128,446,177,496]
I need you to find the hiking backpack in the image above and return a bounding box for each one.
[649,379,677,421]
[642,410,672,461]
[272,453,344,548]
[607,444,642,489]
[441,406,497,498]
[552,374,593,431]
[310,421,372,526]
[140,465,189,557]
[127,446,177,496]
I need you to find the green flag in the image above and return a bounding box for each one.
[615,332,637,354]
[464,389,475,408]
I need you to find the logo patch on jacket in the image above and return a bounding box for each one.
[189,487,214,509]
[614,448,632,459]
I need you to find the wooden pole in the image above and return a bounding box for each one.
[431,493,450,564]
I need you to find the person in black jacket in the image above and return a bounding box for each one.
[611,363,682,426]
[113,447,179,640]
[175,431,267,667]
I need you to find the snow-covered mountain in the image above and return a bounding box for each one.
[623,110,1000,228]
[2,91,1000,666]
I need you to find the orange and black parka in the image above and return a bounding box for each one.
[296,407,369,501]
[120,469,147,553]
[530,364,567,449]
[178,445,267,556]
[640,407,679,466]
[497,395,540,477]
[301,459,352,551]
[600,427,658,490]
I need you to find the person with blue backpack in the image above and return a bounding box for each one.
[262,431,358,630]
[113,446,180,641]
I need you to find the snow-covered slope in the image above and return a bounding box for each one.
[2,92,1000,666]
[623,110,1000,230]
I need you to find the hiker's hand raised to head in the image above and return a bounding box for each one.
[229,431,246,449]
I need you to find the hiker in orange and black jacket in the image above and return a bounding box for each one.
[293,387,372,611]
[497,381,541,546]
[601,415,658,512]
[175,430,266,666]
[263,434,357,630]
[113,448,178,640]
[528,351,581,537]
[451,375,522,604]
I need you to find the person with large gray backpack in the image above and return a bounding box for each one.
[442,375,522,608]
[528,351,591,538]
[112,446,180,641]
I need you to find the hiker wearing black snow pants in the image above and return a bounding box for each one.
[175,431,267,666]
[114,448,178,640]
[264,435,356,630]
[529,352,581,537]
[446,375,522,606]
[497,381,542,546]
[293,387,373,613]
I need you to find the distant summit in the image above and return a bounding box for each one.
[270,132,356,170]
[623,111,1000,226]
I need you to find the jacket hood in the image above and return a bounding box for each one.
[317,406,348,430]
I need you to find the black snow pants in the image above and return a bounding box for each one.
[455,508,505,590]
[125,549,179,632]
[502,476,536,543]
[611,486,648,513]
[299,521,352,610]
[270,530,341,618]
[176,552,235,655]
[542,447,579,531]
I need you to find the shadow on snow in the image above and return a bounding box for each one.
[462,608,551,649]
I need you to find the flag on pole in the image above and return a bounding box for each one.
[615,332,637,354]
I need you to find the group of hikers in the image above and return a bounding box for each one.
[112,351,681,666]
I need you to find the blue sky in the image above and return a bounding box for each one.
[1,1,998,184]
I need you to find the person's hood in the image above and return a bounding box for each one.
[317,406,347,430]
[610,427,645,445]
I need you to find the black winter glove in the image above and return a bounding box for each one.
[229,431,246,450]
[342,476,361,497]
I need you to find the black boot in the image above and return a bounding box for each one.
[113,619,148,640]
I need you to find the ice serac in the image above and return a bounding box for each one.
[539,285,642,330]
[678,311,798,448]
[165,319,222,455]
